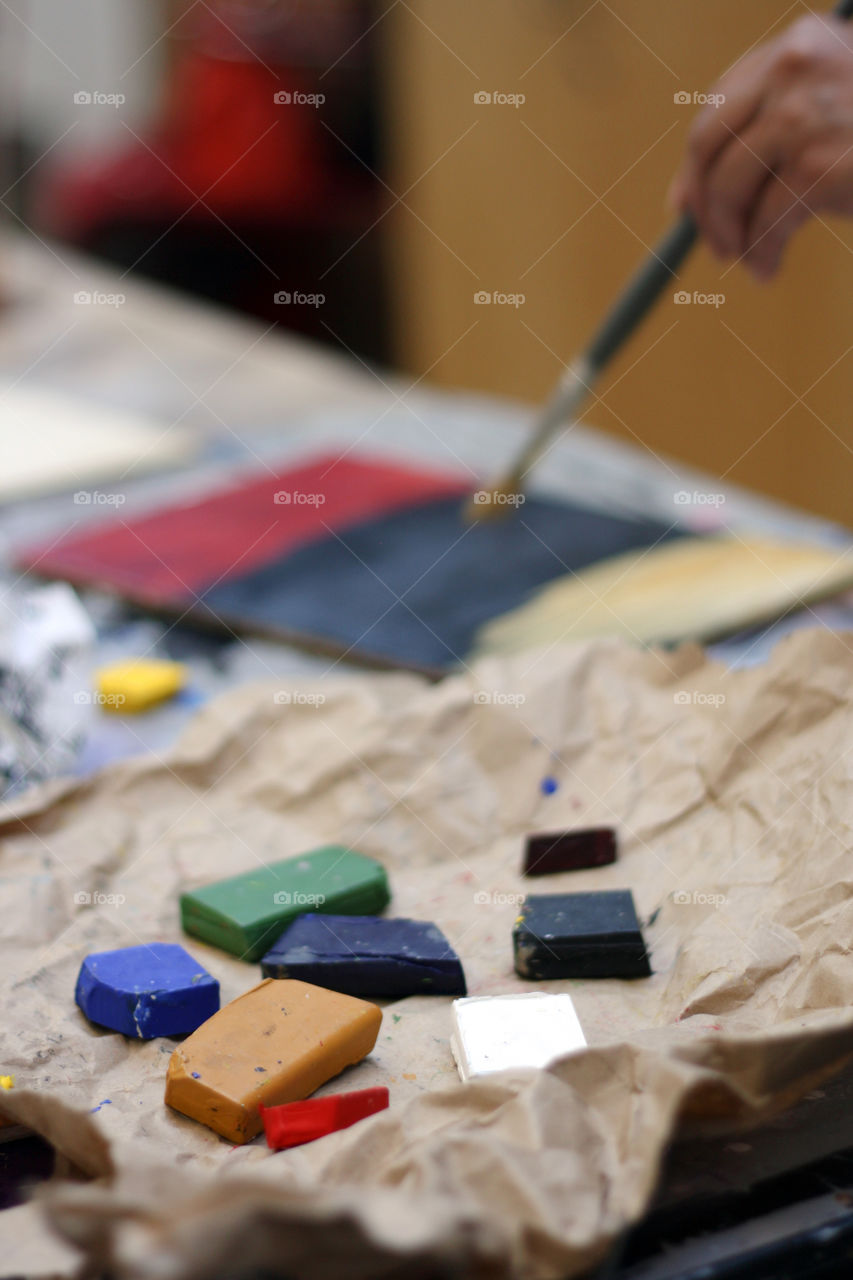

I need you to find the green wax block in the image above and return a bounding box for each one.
[180,847,390,962]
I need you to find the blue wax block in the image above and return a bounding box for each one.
[75,943,220,1039]
[260,915,467,997]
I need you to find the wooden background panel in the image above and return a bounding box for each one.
[380,0,853,523]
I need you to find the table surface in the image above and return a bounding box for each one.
[2,229,851,771]
[2,229,853,1279]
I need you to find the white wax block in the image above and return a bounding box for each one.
[450,992,587,1083]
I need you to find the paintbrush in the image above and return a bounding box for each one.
[465,215,696,523]
[464,0,853,525]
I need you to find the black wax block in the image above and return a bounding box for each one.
[513,890,651,980]
[260,914,467,997]
[523,828,617,876]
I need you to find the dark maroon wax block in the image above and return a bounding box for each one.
[522,828,617,876]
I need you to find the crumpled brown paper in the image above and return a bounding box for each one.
[3,629,853,1279]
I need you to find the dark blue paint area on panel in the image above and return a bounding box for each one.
[202,496,683,670]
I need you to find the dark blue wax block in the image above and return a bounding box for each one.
[75,943,220,1039]
[514,890,651,980]
[260,914,467,997]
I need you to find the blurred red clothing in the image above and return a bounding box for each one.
[35,0,374,239]
[37,54,329,238]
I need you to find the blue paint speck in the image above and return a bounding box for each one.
[191,1072,201,1079]
[90,1098,112,1113]
[541,776,559,796]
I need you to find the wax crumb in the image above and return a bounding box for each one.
[0,1075,14,1090]
[540,776,559,796]
[403,1073,417,1081]
[391,1015,402,1024]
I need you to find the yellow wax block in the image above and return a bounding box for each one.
[164,979,382,1144]
[95,659,187,713]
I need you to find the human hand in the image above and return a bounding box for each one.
[670,13,853,279]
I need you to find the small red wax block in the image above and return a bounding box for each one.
[260,1086,389,1150]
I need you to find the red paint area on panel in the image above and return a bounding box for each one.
[16,455,468,607]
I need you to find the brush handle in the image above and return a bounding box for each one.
[584,214,697,375]
[505,215,698,484]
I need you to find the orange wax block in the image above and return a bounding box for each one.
[164,978,382,1143]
